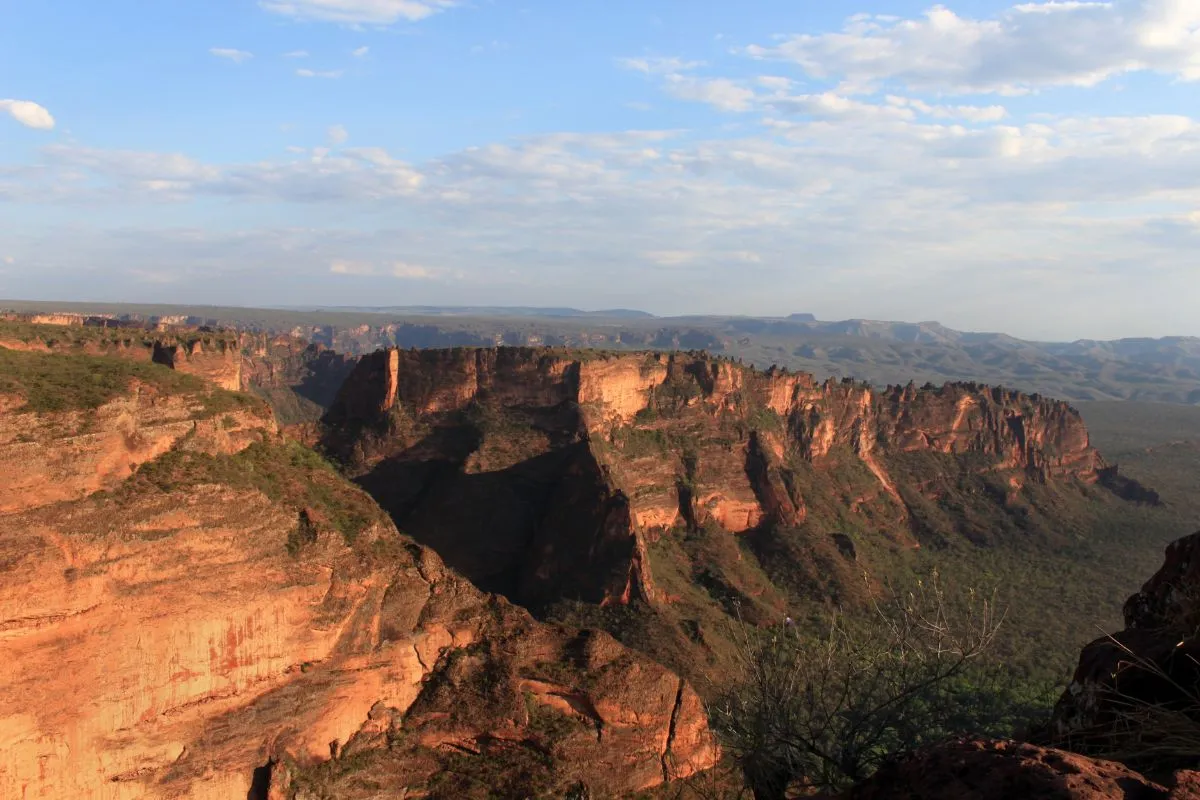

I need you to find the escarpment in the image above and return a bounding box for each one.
[0,348,716,799]
[0,317,359,426]
[0,348,274,514]
[320,348,1146,619]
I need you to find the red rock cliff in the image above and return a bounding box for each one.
[321,348,1129,613]
[0,350,716,799]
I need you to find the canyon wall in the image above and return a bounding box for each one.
[321,348,1131,613]
[0,347,715,799]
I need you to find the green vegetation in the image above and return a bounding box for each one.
[0,318,237,350]
[0,344,266,419]
[744,404,784,433]
[1079,400,1200,527]
[0,347,208,412]
[711,577,1048,797]
[124,440,382,547]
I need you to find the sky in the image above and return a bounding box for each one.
[2,0,1200,340]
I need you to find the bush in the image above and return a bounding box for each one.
[710,575,1006,798]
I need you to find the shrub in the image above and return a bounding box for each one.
[709,575,1005,799]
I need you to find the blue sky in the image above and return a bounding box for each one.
[2,0,1200,339]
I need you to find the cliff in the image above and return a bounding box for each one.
[0,349,715,799]
[239,335,358,425]
[0,317,361,426]
[0,318,244,392]
[321,348,1134,612]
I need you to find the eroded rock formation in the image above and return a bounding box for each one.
[319,348,1138,612]
[0,349,716,799]
[0,384,270,513]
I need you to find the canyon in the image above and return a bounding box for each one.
[0,315,1193,798]
[0,341,716,799]
[317,348,1152,636]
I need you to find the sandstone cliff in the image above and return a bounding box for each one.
[0,348,715,799]
[239,335,358,425]
[320,348,1135,614]
[0,318,245,392]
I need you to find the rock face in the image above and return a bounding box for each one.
[320,348,1137,613]
[0,350,715,799]
[1054,530,1200,757]
[0,317,359,425]
[828,738,1195,800]
[0,385,270,514]
[238,335,359,425]
[0,321,245,393]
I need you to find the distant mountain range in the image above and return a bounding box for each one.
[3,299,1199,404]
[282,305,657,319]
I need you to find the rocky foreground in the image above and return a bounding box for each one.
[822,528,1200,799]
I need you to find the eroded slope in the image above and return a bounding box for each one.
[319,347,1165,684]
[0,349,714,799]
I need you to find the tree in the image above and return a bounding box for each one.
[710,574,1004,799]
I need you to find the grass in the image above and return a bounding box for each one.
[0,346,269,418]
[0,347,208,412]
[123,440,384,547]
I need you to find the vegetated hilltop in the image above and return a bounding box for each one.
[318,347,1181,688]
[4,301,1199,405]
[0,346,716,799]
[0,316,357,425]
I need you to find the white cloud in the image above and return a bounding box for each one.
[663,75,756,112]
[618,56,705,75]
[744,0,1200,95]
[284,50,310,58]
[210,48,254,63]
[644,250,698,266]
[886,95,1008,122]
[352,45,370,57]
[261,0,456,24]
[329,259,438,278]
[22,143,422,202]
[392,261,436,278]
[766,91,917,122]
[330,259,373,275]
[3,256,14,265]
[328,124,349,145]
[9,101,1200,337]
[0,99,55,130]
[296,68,344,78]
[756,76,794,90]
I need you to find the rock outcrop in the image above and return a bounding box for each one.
[0,350,715,799]
[0,384,270,514]
[0,317,359,425]
[320,348,1141,614]
[238,335,359,425]
[1054,530,1200,760]
[0,320,244,393]
[824,738,1197,800]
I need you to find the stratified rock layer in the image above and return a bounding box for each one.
[0,360,715,799]
[320,348,1132,612]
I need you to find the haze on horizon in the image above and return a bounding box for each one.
[3,0,1200,341]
